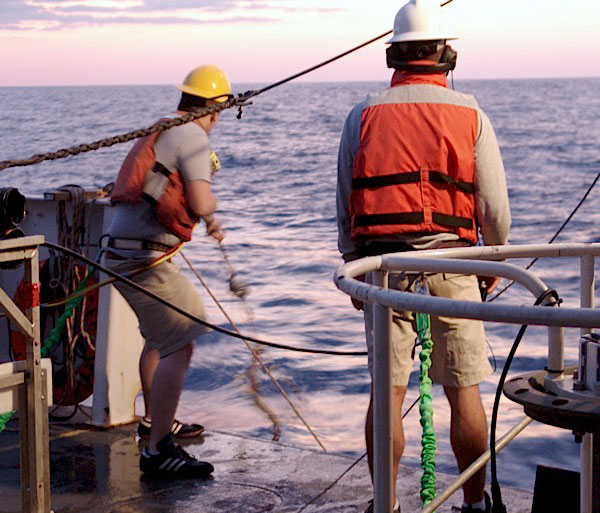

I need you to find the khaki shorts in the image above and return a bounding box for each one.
[365,272,492,387]
[104,257,208,358]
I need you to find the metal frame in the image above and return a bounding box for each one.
[334,243,600,513]
[0,236,51,513]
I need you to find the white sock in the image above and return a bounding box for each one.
[463,498,486,511]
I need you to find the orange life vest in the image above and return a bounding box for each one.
[110,124,198,241]
[349,72,479,244]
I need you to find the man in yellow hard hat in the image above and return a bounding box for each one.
[105,65,233,478]
[336,1,510,512]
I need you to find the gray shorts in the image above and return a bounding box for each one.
[365,272,492,387]
[104,257,208,358]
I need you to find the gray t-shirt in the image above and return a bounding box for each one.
[108,120,212,257]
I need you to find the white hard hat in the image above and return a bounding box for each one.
[386,0,457,44]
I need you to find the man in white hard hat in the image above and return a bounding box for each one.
[106,65,232,479]
[336,1,510,512]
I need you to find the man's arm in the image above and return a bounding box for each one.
[474,109,511,247]
[186,180,217,218]
[474,109,511,295]
[185,180,223,241]
[174,123,224,241]
[337,103,364,263]
[337,104,365,309]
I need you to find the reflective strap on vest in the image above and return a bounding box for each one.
[428,171,474,194]
[351,170,474,194]
[142,161,171,205]
[354,211,473,230]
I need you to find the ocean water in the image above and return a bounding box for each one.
[1,77,600,493]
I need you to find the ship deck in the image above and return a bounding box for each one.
[0,412,533,513]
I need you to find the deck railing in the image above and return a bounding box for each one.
[0,236,52,513]
[334,243,600,513]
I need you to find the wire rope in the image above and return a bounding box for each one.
[180,250,327,451]
[0,2,455,172]
[489,288,559,513]
[42,241,367,356]
[294,395,421,513]
[489,170,600,302]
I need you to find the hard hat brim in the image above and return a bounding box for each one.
[386,32,458,44]
[175,84,232,103]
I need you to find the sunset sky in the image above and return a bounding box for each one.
[2,0,599,87]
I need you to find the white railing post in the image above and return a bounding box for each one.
[372,270,394,513]
[580,254,595,513]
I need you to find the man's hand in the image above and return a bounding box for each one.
[203,215,225,242]
[477,275,501,301]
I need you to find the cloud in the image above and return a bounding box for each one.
[0,0,281,30]
[0,0,346,30]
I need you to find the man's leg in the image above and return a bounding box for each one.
[148,342,194,452]
[444,384,488,504]
[139,345,159,421]
[365,385,407,501]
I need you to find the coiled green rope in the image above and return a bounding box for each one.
[416,310,437,508]
[0,266,96,433]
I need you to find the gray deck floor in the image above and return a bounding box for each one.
[0,417,533,513]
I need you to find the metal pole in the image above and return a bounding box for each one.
[372,270,394,513]
[546,326,564,374]
[580,254,595,513]
[593,433,600,513]
[420,416,533,513]
[22,244,50,513]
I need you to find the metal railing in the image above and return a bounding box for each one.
[334,243,600,513]
[0,236,51,513]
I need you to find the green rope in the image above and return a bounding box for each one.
[416,310,437,509]
[0,411,12,431]
[0,266,96,433]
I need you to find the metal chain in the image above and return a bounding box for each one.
[0,98,239,172]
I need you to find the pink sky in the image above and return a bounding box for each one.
[2,0,599,86]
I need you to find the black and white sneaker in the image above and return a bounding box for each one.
[140,433,214,478]
[364,499,401,512]
[454,491,491,513]
[137,417,205,440]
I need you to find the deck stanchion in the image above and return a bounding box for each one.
[335,243,600,513]
[0,236,51,513]
[580,254,595,513]
[372,270,394,513]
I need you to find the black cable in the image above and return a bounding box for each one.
[42,241,367,357]
[295,395,421,513]
[249,0,454,99]
[489,288,559,513]
[489,170,600,302]
[252,30,393,98]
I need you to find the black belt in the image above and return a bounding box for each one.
[105,237,173,253]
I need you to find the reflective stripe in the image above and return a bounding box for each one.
[429,171,474,194]
[352,170,474,194]
[159,458,173,470]
[352,171,420,190]
[355,212,423,227]
[142,162,171,203]
[355,211,473,230]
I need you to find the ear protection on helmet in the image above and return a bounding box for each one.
[439,44,457,70]
[386,43,457,74]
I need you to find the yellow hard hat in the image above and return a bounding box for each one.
[176,65,232,102]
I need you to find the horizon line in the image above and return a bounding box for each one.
[2,75,600,89]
